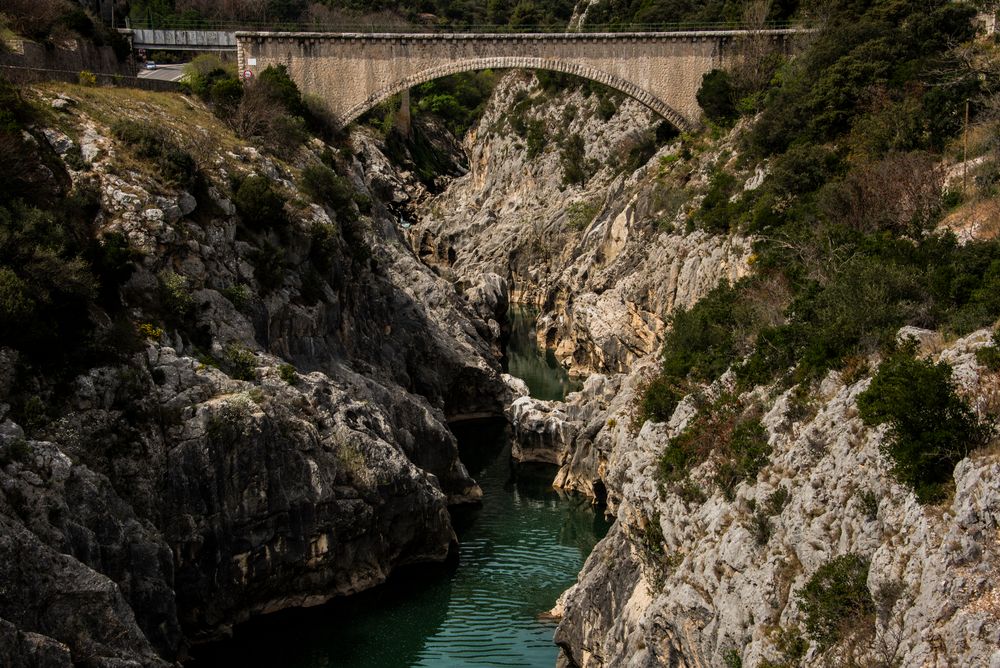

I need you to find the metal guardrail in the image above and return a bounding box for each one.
[0,65,181,92]
[127,29,237,51]
[125,17,805,34]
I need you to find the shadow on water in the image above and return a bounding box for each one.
[190,312,607,667]
[505,306,582,401]
[190,419,610,668]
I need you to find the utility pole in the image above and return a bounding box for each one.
[964,99,970,196]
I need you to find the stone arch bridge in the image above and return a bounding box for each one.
[234,30,800,131]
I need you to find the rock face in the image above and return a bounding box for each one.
[551,330,1000,668]
[411,71,751,378]
[0,87,509,664]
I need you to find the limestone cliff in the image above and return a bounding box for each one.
[0,84,508,665]
[411,71,751,379]
[549,330,1000,667]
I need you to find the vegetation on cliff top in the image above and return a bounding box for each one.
[642,0,1000,443]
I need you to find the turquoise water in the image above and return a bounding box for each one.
[507,306,582,401]
[189,313,609,668]
[191,422,610,667]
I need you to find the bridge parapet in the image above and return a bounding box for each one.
[123,29,237,52]
[232,29,802,130]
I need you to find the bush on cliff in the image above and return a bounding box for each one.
[233,175,288,232]
[797,554,875,649]
[111,120,198,189]
[696,69,737,125]
[857,345,993,503]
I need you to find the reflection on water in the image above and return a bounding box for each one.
[506,306,582,401]
[189,419,610,668]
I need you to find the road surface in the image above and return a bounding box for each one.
[137,63,186,82]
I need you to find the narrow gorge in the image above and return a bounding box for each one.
[2,1,1000,667]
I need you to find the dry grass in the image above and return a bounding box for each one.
[27,82,249,176]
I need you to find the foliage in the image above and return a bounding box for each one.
[857,345,993,503]
[796,554,875,648]
[657,394,769,500]
[566,199,599,230]
[635,373,684,426]
[525,119,547,158]
[233,175,287,232]
[137,322,164,340]
[856,488,879,521]
[697,69,737,125]
[78,70,97,86]
[251,242,288,293]
[748,0,978,157]
[976,330,1000,371]
[661,279,758,383]
[278,363,298,384]
[722,648,743,668]
[301,164,355,213]
[713,418,770,500]
[222,342,257,381]
[560,133,590,186]
[158,270,194,323]
[221,283,253,310]
[765,485,790,515]
[413,70,498,137]
[184,54,242,113]
[745,508,772,546]
[111,120,198,189]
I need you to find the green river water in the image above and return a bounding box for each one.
[191,309,608,667]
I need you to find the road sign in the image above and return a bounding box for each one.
[242,69,253,80]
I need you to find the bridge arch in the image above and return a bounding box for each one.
[338,57,694,132]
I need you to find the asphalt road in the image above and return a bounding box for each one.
[137,63,186,82]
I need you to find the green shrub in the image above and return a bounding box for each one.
[158,270,194,323]
[566,200,599,231]
[0,437,30,467]
[221,283,252,311]
[856,489,879,521]
[745,509,772,546]
[308,222,339,274]
[222,342,257,381]
[660,279,758,384]
[233,175,287,232]
[560,133,590,186]
[596,94,617,121]
[78,70,97,87]
[301,164,354,212]
[656,395,769,498]
[797,554,875,648]
[184,54,239,107]
[278,363,297,384]
[858,346,993,503]
[258,64,307,118]
[697,69,737,125]
[696,169,740,234]
[976,330,1000,371]
[525,119,547,159]
[765,486,791,515]
[714,419,771,501]
[636,374,684,427]
[111,120,197,189]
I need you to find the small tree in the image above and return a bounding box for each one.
[561,133,588,186]
[233,176,287,232]
[857,345,993,503]
[797,554,875,648]
[697,70,737,125]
